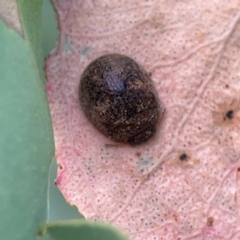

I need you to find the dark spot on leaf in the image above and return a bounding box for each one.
[179,153,188,161]
[224,110,234,121]
[207,216,214,227]
[135,152,141,157]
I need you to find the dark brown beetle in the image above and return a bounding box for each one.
[79,54,160,145]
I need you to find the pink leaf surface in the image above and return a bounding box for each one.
[45,0,240,239]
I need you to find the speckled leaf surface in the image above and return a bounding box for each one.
[46,1,240,239]
[0,1,54,240]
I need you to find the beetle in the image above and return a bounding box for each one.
[79,54,160,145]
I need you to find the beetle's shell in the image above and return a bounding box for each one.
[79,54,160,145]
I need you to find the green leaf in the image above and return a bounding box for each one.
[36,233,51,240]
[0,2,54,240]
[44,220,129,240]
[18,0,45,81]
[42,0,59,58]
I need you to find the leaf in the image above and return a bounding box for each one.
[18,0,44,81]
[0,2,54,240]
[44,220,128,240]
[46,0,240,239]
[36,233,51,240]
[42,0,59,58]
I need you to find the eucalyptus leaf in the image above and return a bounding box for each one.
[18,0,44,81]
[0,2,54,240]
[45,220,129,240]
[42,0,59,58]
